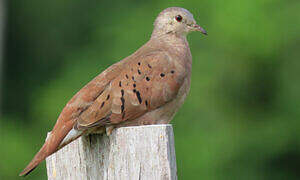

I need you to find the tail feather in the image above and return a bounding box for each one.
[19,142,49,176]
[19,121,75,176]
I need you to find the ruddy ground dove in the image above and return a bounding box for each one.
[19,7,207,176]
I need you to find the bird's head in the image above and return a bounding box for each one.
[152,7,207,38]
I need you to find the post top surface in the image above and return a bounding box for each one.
[118,124,172,130]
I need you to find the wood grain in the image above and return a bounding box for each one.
[46,124,177,180]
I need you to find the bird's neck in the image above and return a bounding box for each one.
[150,33,189,53]
[149,33,192,72]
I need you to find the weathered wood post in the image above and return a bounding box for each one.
[46,124,177,180]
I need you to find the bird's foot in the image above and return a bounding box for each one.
[106,126,115,136]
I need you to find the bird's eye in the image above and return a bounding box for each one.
[175,15,183,22]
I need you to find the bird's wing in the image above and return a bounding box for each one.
[76,51,186,129]
[19,60,124,176]
[19,50,186,177]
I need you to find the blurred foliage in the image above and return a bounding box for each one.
[1,0,300,179]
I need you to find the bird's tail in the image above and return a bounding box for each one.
[19,140,51,176]
[19,121,77,176]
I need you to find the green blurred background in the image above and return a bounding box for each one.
[0,0,299,179]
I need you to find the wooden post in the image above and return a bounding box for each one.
[46,124,177,180]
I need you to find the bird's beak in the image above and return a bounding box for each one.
[192,24,207,35]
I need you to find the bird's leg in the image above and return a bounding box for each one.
[90,126,105,135]
[105,125,115,136]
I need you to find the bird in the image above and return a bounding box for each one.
[19,7,207,176]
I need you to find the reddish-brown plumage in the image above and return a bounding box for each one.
[19,7,206,176]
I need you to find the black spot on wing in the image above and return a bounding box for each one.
[135,90,142,104]
[101,101,105,108]
[120,90,125,113]
[120,97,125,113]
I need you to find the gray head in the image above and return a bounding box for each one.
[152,7,207,38]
